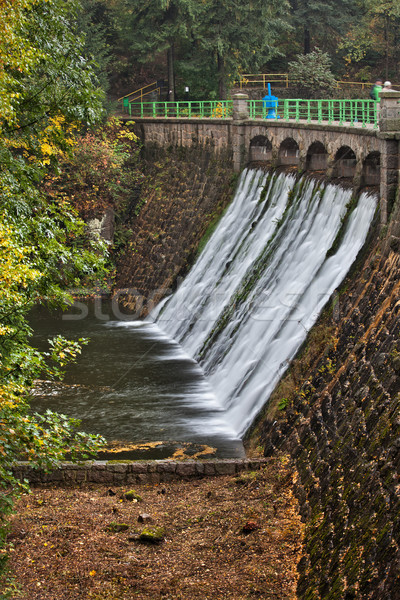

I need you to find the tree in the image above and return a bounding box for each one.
[370,0,400,79]
[339,0,400,81]
[0,0,108,589]
[0,0,38,126]
[43,117,142,221]
[289,0,357,57]
[111,0,290,101]
[112,0,198,101]
[194,0,290,99]
[1,0,104,139]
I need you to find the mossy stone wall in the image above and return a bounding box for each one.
[259,197,400,598]
[114,144,235,317]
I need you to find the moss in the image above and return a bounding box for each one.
[124,490,143,502]
[195,203,231,258]
[106,522,129,533]
[139,526,165,544]
[233,471,262,486]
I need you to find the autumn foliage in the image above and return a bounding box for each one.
[0,0,108,590]
[44,118,143,220]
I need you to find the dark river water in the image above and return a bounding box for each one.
[30,302,245,460]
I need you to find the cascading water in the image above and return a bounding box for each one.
[153,168,377,437]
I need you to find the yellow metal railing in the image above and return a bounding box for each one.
[237,74,397,91]
[239,74,290,88]
[118,82,162,106]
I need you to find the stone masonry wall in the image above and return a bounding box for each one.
[114,144,235,317]
[13,458,267,486]
[133,119,232,154]
[259,201,400,598]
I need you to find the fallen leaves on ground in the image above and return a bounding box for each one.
[7,455,303,600]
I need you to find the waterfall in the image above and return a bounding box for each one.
[152,169,377,438]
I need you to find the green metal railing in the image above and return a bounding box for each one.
[249,99,378,128]
[125,98,378,128]
[128,100,233,119]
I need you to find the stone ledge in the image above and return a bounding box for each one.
[12,458,268,485]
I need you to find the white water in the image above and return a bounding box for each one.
[152,169,377,437]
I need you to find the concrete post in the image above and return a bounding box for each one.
[378,90,400,224]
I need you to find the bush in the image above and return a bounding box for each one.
[288,48,337,99]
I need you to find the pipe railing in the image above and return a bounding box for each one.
[125,98,378,128]
[237,74,399,91]
[127,100,233,119]
[118,81,161,104]
[249,99,378,128]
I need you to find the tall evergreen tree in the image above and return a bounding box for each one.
[113,0,198,100]
[338,0,400,80]
[195,0,290,99]
[77,0,113,99]
[289,0,356,55]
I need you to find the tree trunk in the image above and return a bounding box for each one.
[217,53,227,100]
[304,27,310,54]
[385,14,389,80]
[167,44,175,101]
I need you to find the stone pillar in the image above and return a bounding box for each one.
[379,90,400,132]
[378,90,400,224]
[232,93,250,120]
[232,93,249,172]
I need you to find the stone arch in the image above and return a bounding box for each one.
[249,135,272,162]
[361,151,380,187]
[278,138,299,166]
[305,141,328,172]
[332,145,357,179]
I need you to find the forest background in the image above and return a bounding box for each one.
[0,0,399,594]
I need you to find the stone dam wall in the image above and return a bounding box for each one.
[112,137,399,598]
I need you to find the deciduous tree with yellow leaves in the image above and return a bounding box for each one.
[0,0,111,590]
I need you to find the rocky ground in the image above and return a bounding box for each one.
[6,455,303,600]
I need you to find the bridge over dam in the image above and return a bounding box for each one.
[123,90,400,224]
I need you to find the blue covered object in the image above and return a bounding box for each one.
[262,83,279,119]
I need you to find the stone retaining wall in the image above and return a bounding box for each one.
[13,458,268,486]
